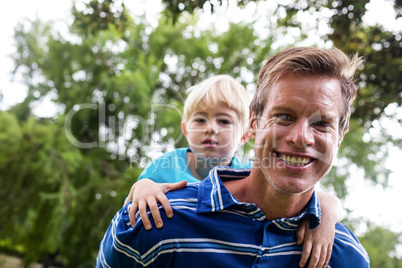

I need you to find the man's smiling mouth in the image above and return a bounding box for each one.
[276,153,314,167]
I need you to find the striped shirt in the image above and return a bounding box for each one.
[97,167,370,267]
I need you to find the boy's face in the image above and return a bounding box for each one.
[182,101,245,165]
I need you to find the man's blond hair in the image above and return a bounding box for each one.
[183,75,250,126]
[250,47,363,136]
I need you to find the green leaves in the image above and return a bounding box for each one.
[0,111,137,266]
[359,226,402,267]
[2,0,401,265]
[72,0,129,37]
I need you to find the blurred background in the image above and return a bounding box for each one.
[0,0,401,267]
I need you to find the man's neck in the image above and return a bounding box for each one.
[223,168,313,221]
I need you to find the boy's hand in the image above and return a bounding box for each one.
[297,219,334,268]
[125,179,187,230]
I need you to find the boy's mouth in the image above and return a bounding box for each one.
[202,138,218,146]
[275,152,315,167]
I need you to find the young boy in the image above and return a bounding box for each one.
[125,75,344,268]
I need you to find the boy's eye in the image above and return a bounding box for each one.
[218,119,232,124]
[194,118,206,123]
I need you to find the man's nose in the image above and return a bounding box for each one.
[286,119,314,148]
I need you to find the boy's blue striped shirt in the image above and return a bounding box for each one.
[97,167,369,267]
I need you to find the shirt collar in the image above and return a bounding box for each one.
[268,191,321,233]
[196,167,250,213]
[196,166,321,231]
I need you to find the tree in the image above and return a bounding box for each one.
[0,110,140,266]
[359,226,402,267]
[1,0,401,266]
[160,0,258,22]
[2,1,275,266]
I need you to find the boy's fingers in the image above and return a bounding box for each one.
[296,222,306,245]
[299,240,312,268]
[124,186,135,206]
[309,246,324,268]
[138,200,152,230]
[158,193,174,218]
[165,180,187,192]
[129,202,138,227]
[124,195,131,206]
[311,247,327,268]
[324,244,332,267]
[147,198,163,229]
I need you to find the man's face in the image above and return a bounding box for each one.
[251,74,344,195]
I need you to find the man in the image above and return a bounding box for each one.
[97,47,370,267]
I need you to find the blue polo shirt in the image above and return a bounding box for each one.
[97,167,370,267]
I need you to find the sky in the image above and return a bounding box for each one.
[1,0,401,239]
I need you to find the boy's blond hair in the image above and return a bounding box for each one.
[183,75,251,126]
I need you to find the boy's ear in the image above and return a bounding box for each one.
[181,121,188,138]
[238,130,250,147]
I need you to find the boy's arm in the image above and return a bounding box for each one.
[126,179,187,229]
[317,191,345,222]
[297,191,345,268]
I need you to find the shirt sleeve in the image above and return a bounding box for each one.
[138,156,163,182]
[137,149,195,183]
[96,203,146,267]
[331,224,370,267]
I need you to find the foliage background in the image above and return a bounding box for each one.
[0,0,401,267]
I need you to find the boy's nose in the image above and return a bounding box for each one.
[204,121,219,134]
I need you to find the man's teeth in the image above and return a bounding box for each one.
[279,154,312,166]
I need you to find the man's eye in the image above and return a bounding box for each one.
[276,114,291,121]
[313,121,330,127]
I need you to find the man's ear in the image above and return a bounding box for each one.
[181,121,188,138]
[248,113,257,140]
[338,128,347,148]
